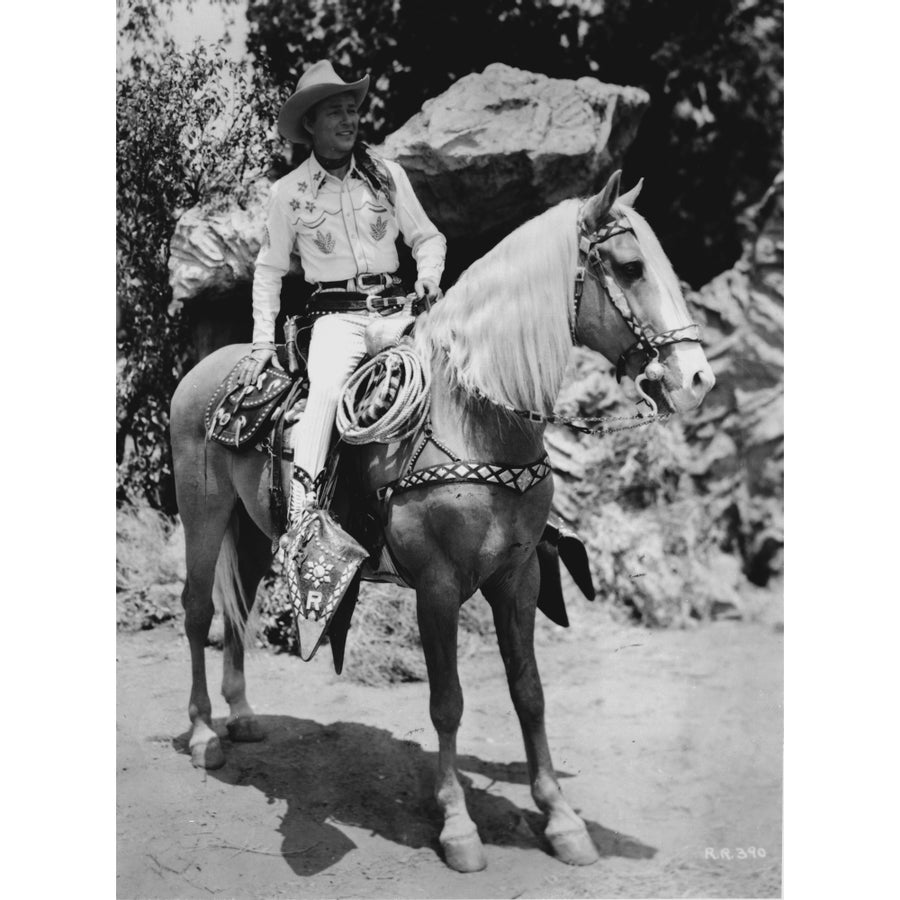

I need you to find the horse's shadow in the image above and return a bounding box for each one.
[174,715,656,876]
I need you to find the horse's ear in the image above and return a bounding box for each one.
[617,178,644,209]
[583,169,622,231]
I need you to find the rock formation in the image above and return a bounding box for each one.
[685,174,784,586]
[167,180,292,315]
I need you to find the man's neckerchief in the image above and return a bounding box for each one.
[305,143,396,207]
[313,150,352,172]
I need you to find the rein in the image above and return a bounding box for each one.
[483,395,671,436]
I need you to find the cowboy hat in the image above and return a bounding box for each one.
[277,60,370,143]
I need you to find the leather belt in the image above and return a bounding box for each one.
[308,292,407,317]
[316,273,400,292]
[309,266,442,317]
[308,293,441,318]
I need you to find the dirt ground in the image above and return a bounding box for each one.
[117,589,783,899]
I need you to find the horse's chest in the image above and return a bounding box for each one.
[388,480,551,574]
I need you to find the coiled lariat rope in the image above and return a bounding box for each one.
[336,344,431,444]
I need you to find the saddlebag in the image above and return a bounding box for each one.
[204,359,306,450]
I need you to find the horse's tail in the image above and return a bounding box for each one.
[212,510,259,651]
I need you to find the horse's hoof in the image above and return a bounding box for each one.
[441,833,488,873]
[547,827,600,866]
[190,736,226,770]
[226,716,264,743]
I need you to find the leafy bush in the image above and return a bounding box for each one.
[117,1,286,510]
[116,505,186,629]
[550,416,746,626]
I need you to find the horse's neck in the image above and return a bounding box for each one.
[429,369,547,464]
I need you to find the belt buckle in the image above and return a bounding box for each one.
[358,273,382,289]
[365,293,386,312]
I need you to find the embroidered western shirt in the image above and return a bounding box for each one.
[251,153,447,344]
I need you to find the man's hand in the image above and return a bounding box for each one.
[237,346,283,386]
[414,278,443,304]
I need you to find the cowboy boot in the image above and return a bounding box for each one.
[280,466,317,552]
[288,466,315,522]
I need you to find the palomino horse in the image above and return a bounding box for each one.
[169,171,715,873]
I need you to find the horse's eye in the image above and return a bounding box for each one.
[620,262,644,280]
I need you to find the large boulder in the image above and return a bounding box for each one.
[378,62,649,242]
[167,63,649,340]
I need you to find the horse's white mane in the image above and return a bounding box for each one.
[415,199,581,414]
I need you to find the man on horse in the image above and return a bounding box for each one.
[237,59,447,544]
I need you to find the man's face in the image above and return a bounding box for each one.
[304,92,359,157]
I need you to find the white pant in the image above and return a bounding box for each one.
[291,312,371,480]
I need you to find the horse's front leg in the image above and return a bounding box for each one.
[416,575,488,873]
[483,555,600,866]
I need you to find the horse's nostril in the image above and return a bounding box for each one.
[693,368,716,393]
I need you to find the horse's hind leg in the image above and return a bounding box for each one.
[483,555,600,866]
[220,505,273,744]
[416,575,488,873]
[178,486,236,770]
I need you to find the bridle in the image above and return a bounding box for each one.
[572,211,702,413]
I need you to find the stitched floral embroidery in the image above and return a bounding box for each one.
[296,180,308,192]
[303,554,335,589]
[370,215,388,241]
[313,230,335,254]
[304,200,316,213]
[289,198,302,212]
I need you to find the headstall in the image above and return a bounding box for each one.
[572,210,702,412]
